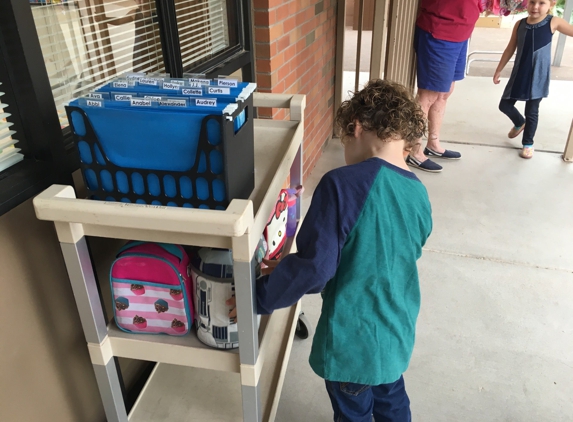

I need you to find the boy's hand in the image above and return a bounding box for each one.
[261,257,281,275]
[493,71,501,85]
[226,296,237,322]
[225,257,283,321]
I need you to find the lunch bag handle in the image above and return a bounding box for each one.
[117,241,184,262]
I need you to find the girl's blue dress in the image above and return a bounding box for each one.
[502,15,554,101]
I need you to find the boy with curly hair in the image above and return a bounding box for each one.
[230,79,432,421]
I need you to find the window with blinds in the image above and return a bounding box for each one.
[0,83,24,173]
[30,0,238,130]
[175,0,232,69]
[30,0,165,129]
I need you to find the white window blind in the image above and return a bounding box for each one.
[30,0,165,129]
[0,83,24,172]
[176,0,230,68]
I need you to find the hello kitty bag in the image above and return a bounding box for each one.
[110,241,194,336]
[264,189,289,261]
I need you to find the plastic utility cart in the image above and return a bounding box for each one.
[33,93,308,422]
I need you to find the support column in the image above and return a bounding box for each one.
[553,0,573,66]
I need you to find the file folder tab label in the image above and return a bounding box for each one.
[182,88,203,96]
[125,72,145,82]
[86,99,103,107]
[114,94,133,101]
[139,78,160,86]
[162,82,181,91]
[159,99,187,107]
[195,98,217,107]
[217,79,238,88]
[189,78,211,85]
[207,87,230,95]
[130,99,152,107]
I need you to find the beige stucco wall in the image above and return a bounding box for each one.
[0,193,145,421]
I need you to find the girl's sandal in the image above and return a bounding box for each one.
[520,146,534,159]
[508,123,525,139]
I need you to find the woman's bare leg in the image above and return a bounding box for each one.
[410,83,455,161]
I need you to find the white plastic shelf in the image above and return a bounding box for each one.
[106,321,241,373]
[128,303,301,422]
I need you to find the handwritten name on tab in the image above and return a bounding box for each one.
[207,87,230,95]
[130,99,152,107]
[195,98,217,107]
[162,82,180,90]
[139,78,159,86]
[159,99,187,107]
[189,78,211,85]
[86,100,103,107]
[217,79,238,87]
[182,88,203,96]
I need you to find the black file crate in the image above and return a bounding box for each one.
[65,96,254,210]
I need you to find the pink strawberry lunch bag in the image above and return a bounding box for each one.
[110,241,194,336]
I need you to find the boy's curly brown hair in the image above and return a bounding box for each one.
[335,79,427,150]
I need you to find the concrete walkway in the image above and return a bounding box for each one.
[275,77,573,422]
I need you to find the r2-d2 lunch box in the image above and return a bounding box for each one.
[189,246,263,349]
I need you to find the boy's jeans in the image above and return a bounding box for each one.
[325,376,411,422]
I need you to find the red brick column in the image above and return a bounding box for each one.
[253,0,337,180]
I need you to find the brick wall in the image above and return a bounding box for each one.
[253,0,337,180]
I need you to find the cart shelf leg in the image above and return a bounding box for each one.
[234,259,262,422]
[59,234,128,422]
[241,384,262,422]
[61,240,108,343]
[93,359,129,422]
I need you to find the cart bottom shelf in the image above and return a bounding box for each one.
[129,302,301,422]
[130,365,243,421]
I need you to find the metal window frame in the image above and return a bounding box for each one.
[0,0,75,216]
[157,0,255,81]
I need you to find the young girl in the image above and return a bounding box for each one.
[493,0,573,159]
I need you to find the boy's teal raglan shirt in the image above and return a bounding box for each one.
[256,157,432,385]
